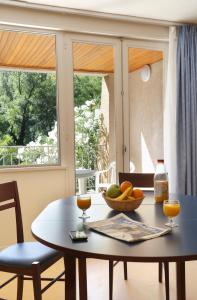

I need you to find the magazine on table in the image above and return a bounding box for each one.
[86,213,171,243]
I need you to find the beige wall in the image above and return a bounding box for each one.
[129,61,163,172]
[0,168,69,247]
[105,74,116,164]
[97,77,109,172]
[100,62,163,174]
[99,75,115,170]
[100,77,110,131]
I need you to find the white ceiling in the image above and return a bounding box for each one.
[12,0,197,23]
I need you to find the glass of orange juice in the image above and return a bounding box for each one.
[163,200,181,227]
[77,194,91,220]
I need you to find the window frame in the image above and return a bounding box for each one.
[0,26,62,169]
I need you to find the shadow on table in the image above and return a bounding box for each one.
[107,210,144,222]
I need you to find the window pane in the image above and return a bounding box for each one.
[72,42,116,194]
[128,47,164,172]
[0,30,58,167]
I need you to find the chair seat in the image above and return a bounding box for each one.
[0,242,61,269]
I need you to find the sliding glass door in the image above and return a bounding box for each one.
[62,34,168,194]
[68,34,123,194]
[122,40,168,173]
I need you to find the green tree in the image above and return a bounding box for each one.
[75,99,100,170]
[74,75,102,107]
[0,71,56,146]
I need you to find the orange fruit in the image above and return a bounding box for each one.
[132,189,144,199]
[120,181,133,193]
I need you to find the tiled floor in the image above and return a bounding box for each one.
[1,259,196,299]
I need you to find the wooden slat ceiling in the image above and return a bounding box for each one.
[0,31,56,70]
[128,48,163,73]
[0,31,163,73]
[73,43,114,73]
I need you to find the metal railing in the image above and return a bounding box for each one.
[75,143,108,169]
[0,143,108,168]
[0,143,109,192]
[0,145,58,166]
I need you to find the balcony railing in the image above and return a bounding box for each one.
[0,145,58,166]
[75,144,108,169]
[0,144,109,192]
[0,143,108,168]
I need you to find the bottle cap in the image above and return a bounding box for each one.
[157,159,164,163]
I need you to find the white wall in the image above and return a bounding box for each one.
[129,61,163,172]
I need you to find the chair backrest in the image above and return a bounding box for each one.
[0,181,24,243]
[119,173,154,188]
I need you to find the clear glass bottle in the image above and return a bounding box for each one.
[154,159,169,203]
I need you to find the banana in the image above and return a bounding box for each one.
[127,186,133,196]
[114,186,132,201]
[127,196,136,201]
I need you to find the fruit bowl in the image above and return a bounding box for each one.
[102,192,144,212]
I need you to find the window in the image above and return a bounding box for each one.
[0,30,59,167]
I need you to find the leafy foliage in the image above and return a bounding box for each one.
[18,123,58,165]
[0,71,56,146]
[0,71,102,171]
[75,99,100,170]
[74,74,102,170]
[74,75,102,106]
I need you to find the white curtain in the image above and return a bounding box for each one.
[164,26,177,193]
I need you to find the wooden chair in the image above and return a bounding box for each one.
[0,181,65,300]
[109,173,169,300]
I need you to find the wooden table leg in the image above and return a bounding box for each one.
[78,257,88,300]
[64,255,76,300]
[176,261,186,300]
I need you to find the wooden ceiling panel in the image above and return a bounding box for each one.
[0,31,163,73]
[128,48,163,73]
[73,43,114,73]
[0,31,56,70]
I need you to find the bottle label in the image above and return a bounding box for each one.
[154,180,169,203]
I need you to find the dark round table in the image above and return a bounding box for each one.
[31,194,197,300]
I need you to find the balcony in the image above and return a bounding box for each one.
[0,145,58,166]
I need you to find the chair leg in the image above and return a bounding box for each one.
[123,262,128,280]
[159,262,163,282]
[164,262,170,300]
[17,275,24,300]
[32,262,42,300]
[109,260,113,300]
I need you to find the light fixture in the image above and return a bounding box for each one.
[140,64,151,82]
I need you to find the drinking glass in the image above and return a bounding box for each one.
[163,199,181,227]
[77,194,91,220]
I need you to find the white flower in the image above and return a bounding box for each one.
[84,111,92,118]
[95,109,100,119]
[85,100,93,106]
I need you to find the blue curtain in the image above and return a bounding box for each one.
[177,25,197,196]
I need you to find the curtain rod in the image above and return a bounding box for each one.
[0,0,185,27]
